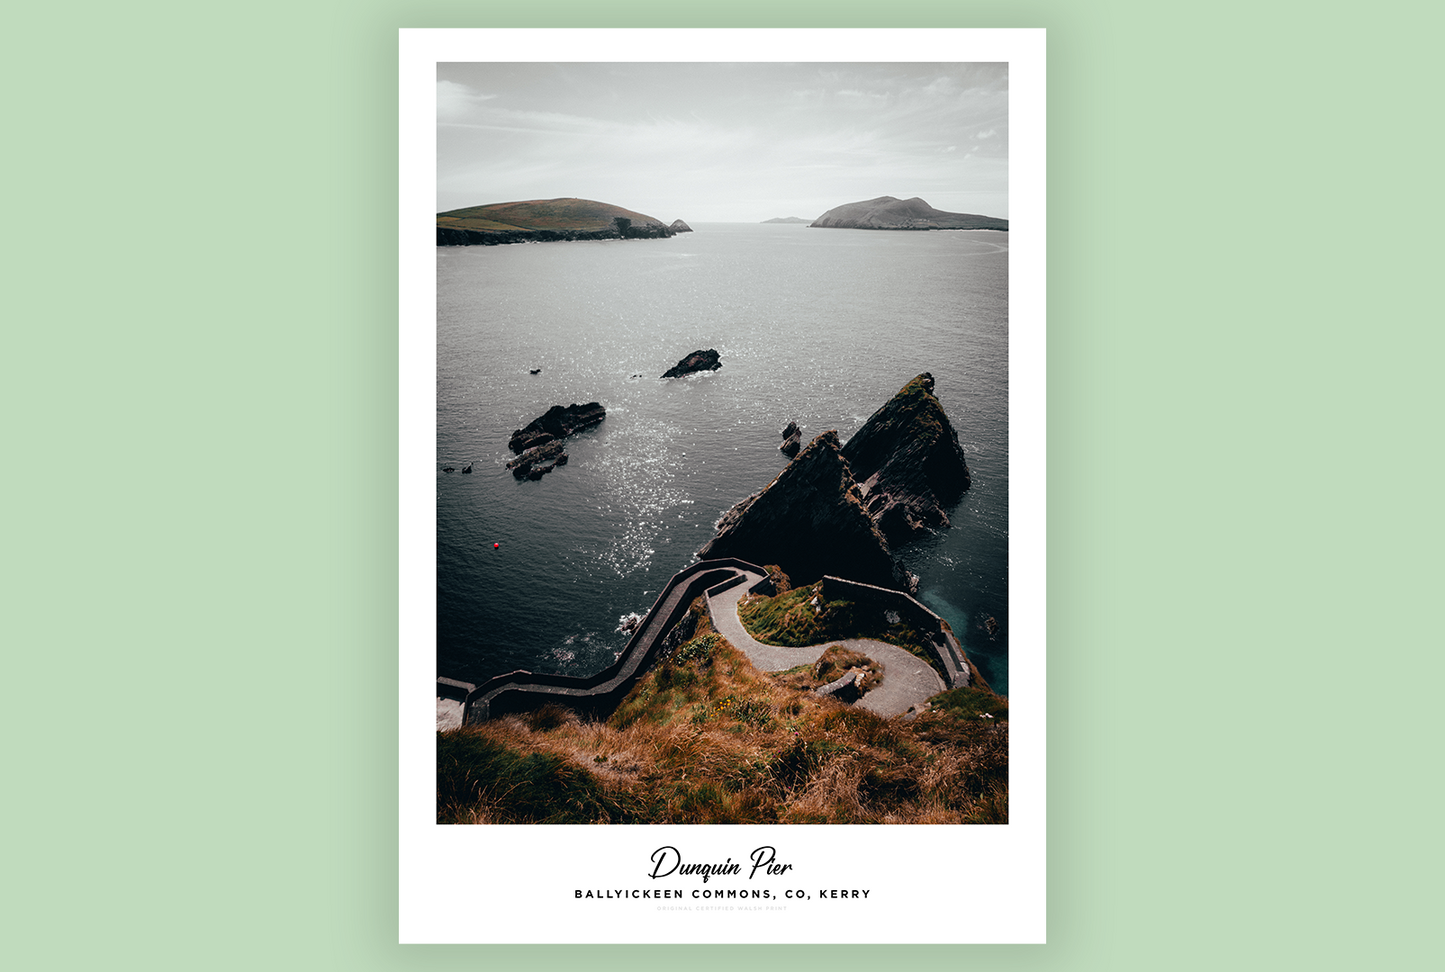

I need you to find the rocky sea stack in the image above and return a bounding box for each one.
[669,219,693,233]
[811,196,1007,232]
[843,373,970,543]
[697,431,900,589]
[661,349,722,379]
[697,374,971,586]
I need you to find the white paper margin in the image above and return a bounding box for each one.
[400,27,1046,945]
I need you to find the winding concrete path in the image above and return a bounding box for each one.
[707,571,946,718]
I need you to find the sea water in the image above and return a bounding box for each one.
[437,222,1010,694]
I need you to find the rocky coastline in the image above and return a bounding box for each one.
[697,374,971,589]
[437,224,674,246]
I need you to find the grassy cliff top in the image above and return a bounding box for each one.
[436,197,670,233]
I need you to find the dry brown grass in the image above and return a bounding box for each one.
[438,624,1008,825]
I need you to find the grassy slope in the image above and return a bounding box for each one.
[436,197,667,233]
[438,600,1008,825]
[737,579,949,680]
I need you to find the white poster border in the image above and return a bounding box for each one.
[400,27,1046,945]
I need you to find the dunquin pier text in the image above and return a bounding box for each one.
[648,845,795,883]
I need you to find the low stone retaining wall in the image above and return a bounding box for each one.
[442,558,767,724]
[817,576,973,689]
[436,677,474,702]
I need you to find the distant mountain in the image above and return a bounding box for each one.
[762,216,812,224]
[810,196,1007,232]
[437,197,677,246]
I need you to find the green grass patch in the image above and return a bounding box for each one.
[737,582,854,646]
[929,686,1009,721]
[738,583,947,681]
[672,632,721,664]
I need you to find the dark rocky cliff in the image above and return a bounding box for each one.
[696,431,900,589]
[841,373,971,543]
[695,374,972,586]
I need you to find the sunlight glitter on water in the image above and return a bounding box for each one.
[437,225,1010,691]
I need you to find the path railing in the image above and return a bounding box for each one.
[437,559,982,726]
[818,575,974,689]
[440,558,768,724]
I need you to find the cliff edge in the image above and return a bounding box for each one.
[697,431,900,589]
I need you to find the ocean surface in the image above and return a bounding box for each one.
[437,222,1010,695]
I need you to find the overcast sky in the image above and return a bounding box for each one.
[437,62,1007,223]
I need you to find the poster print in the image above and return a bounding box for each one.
[400,28,1045,944]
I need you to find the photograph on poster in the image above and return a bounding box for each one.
[400,28,1045,944]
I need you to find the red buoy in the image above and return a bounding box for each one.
[493,542,500,549]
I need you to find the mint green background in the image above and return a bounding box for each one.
[6,1,1440,969]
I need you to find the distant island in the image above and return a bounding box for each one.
[437,197,684,246]
[762,216,812,224]
[811,196,1007,232]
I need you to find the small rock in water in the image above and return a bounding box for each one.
[661,349,722,379]
[780,421,802,458]
[508,402,606,453]
[506,440,568,479]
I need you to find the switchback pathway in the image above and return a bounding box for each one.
[707,570,946,718]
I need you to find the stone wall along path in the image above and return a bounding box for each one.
[707,571,945,718]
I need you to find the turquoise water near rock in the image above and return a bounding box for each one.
[437,222,1010,694]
